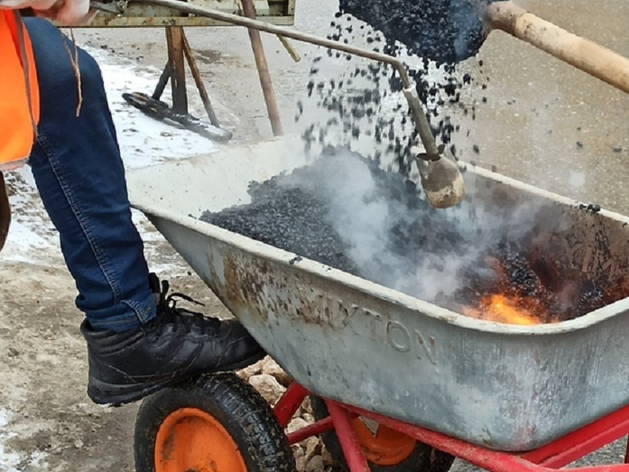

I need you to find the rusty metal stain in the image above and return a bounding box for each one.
[222,254,270,323]
[222,255,248,309]
[581,245,593,273]
[561,238,582,269]
[217,252,377,331]
[608,259,619,282]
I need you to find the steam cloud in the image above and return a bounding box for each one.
[277,149,543,305]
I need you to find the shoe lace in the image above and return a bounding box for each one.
[151,279,221,336]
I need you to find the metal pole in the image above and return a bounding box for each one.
[165,26,188,114]
[181,31,220,127]
[152,62,170,100]
[277,35,301,63]
[241,0,283,136]
[326,401,371,472]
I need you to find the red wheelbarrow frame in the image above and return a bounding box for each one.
[273,383,629,472]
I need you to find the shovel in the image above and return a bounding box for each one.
[482,1,629,94]
[341,0,629,94]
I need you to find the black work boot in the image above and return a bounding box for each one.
[81,274,266,405]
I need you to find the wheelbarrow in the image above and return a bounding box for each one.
[127,136,629,472]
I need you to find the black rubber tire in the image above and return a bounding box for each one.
[311,397,455,472]
[134,372,296,472]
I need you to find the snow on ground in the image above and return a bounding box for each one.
[0,409,47,472]
[2,43,224,271]
[0,409,21,472]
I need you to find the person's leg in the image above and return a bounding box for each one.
[24,18,264,405]
[25,17,154,332]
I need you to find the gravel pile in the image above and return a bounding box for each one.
[203,178,359,274]
[240,357,338,472]
[339,0,492,65]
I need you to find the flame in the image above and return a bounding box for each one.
[464,294,545,325]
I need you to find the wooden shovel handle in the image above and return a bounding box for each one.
[486,1,629,94]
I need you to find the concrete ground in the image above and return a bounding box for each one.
[2,0,629,471]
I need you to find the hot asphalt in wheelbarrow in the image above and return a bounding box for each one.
[200,145,620,325]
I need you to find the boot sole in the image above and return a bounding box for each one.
[88,349,267,406]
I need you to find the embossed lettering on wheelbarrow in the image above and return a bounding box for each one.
[127,137,629,452]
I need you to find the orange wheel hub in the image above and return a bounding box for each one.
[351,417,417,466]
[155,407,247,472]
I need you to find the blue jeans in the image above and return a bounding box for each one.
[25,18,156,331]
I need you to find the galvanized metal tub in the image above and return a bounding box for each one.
[127,138,629,452]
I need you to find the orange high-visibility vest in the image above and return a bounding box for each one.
[0,11,40,171]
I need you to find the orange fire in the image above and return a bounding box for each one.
[464,294,546,325]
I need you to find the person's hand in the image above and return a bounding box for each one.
[0,0,97,25]
[35,0,97,26]
[0,0,57,11]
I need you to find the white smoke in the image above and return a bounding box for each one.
[278,149,544,305]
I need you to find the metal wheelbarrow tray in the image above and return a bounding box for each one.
[127,138,629,452]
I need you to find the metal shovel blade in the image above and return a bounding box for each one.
[416,150,465,209]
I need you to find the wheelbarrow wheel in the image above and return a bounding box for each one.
[311,397,454,472]
[134,372,296,472]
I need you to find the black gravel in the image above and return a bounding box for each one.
[199,147,624,322]
[339,0,493,65]
[203,182,359,274]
